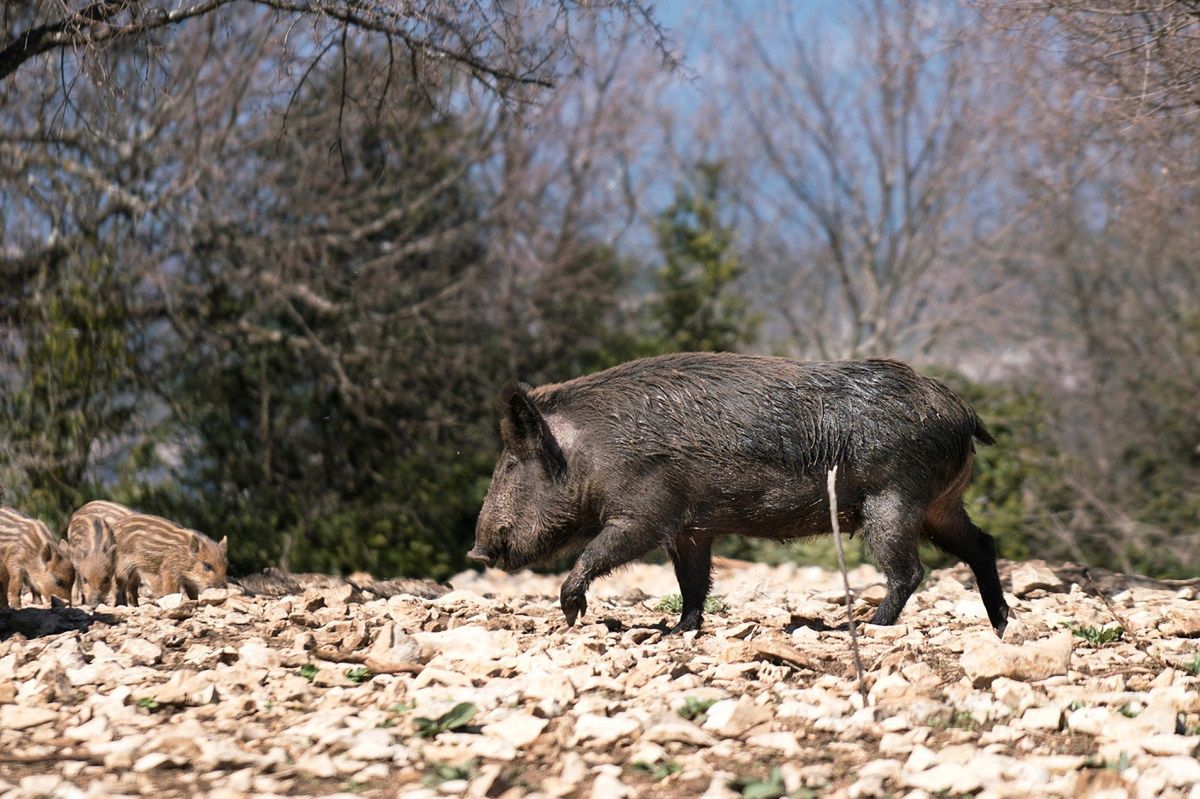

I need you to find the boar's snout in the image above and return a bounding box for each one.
[466,547,494,567]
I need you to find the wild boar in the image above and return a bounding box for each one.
[111,513,228,605]
[0,506,75,608]
[470,352,1009,636]
[67,500,134,605]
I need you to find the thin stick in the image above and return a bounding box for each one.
[828,466,868,701]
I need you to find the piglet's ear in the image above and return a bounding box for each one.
[189,535,201,554]
[498,380,567,478]
[218,536,228,556]
[41,542,54,563]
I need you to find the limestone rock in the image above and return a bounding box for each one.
[960,631,1072,685]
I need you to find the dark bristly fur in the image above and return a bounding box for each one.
[111,513,228,605]
[470,352,1009,637]
[0,506,74,608]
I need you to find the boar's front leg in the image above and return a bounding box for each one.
[667,532,713,634]
[561,516,678,627]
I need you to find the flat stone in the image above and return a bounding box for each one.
[903,763,983,794]
[572,713,640,747]
[483,712,547,748]
[960,631,1072,686]
[1016,706,1062,731]
[0,705,58,730]
[1009,562,1064,597]
[156,593,186,610]
[701,698,773,738]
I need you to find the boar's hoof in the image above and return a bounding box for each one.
[560,578,588,627]
[667,613,702,635]
[990,605,1010,639]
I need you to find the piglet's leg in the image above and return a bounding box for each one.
[560,515,681,627]
[158,568,181,597]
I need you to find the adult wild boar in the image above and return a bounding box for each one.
[469,352,1009,636]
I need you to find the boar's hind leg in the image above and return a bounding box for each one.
[666,533,713,634]
[860,492,925,627]
[924,509,1009,637]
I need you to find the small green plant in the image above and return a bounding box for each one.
[298,663,319,682]
[1067,624,1125,646]
[377,701,415,728]
[1069,700,1086,711]
[1182,655,1200,676]
[345,667,373,684]
[931,710,978,731]
[677,696,718,721]
[341,780,364,792]
[632,760,682,781]
[413,702,477,738]
[655,594,728,614]
[422,760,477,787]
[1117,703,1140,718]
[731,768,787,799]
[136,697,161,711]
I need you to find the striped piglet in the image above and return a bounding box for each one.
[67,500,134,605]
[111,513,228,605]
[0,506,75,608]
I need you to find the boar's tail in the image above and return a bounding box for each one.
[972,414,996,447]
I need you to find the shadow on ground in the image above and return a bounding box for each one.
[0,606,120,641]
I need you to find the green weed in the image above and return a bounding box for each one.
[413,702,477,738]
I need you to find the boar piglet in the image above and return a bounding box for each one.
[470,352,1009,637]
[0,506,74,608]
[112,513,228,605]
[67,500,134,605]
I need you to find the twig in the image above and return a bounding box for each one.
[828,466,868,701]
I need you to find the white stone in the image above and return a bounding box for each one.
[960,631,1072,685]
[483,712,547,748]
[903,763,983,794]
[119,638,163,666]
[1009,562,1064,597]
[747,731,803,756]
[701,698,772,738]
[0,705,58,730]
[1016,706,1062,731]
[572,713,641,747]
[156,592,186,610]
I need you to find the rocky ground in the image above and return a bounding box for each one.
[0,558,1198,799]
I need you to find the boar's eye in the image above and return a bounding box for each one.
[503,458,519,474]
[54,577,66,587]
[203,563,214,572]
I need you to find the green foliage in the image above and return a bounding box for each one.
[655,594,728,614]
[731,768,788,799]
[423,760,477,787]
[413,702,477,738]
[0,256,145,527]
[298,664,319,682]
[651,162,757,354]
[931,710,979,731]
[632,760,681,781]
[136,697,161,711]
[345,667,373,684]
[676,697,718,721]
[1067,624,1125,646]
[1182,655,1200,676]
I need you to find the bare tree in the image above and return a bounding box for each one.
[718,0,1020,360]
[0,1,671,91]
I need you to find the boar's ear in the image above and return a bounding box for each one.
[189,535,201,554]
[498,380,567,478]
[218,536,228,556]
[41,542,54,563]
